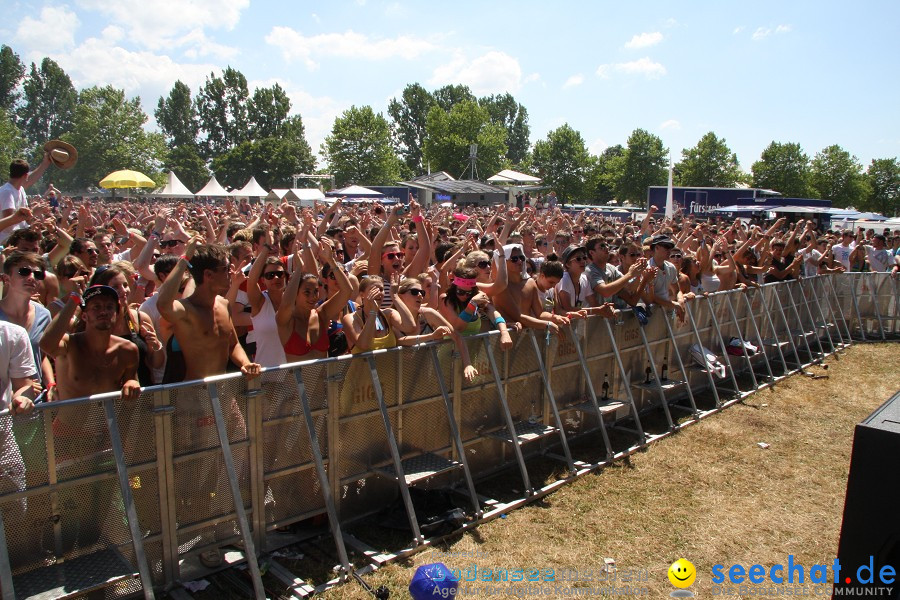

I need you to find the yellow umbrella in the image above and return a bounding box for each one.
[99,169,156,189]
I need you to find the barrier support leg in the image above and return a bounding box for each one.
[429,345,483,518]
[364,357,424,545]
[848,274,868,341]
[770,283,808,370]
[827,276,854,344]
[685,301,723,408]
[483,336,534,496]
[0,504,14,600]
[103,399,156,600]
[788,280,827,360]
[207,383,265,600]
[741,290,777,384]
[528,330,575,474]
[292,370,352,577]
[706,295,744,396]
[636,324,676,431]
[867,273,887,341]
[566,323,614,460]
[723,293,760,390]
[603,318,648,445]
[660,311,700,417]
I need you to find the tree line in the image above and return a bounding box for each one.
[0,44,896,215]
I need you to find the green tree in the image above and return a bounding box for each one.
[751,142,811,197]
[247,83,291,139]
[213,136,316,190]
[423,100,507,179]
[155,80,199,148]
[0,45,25,113]
[864,158,900,216]
[479,93,530,166]
[387,83,437,175]
[432,84,476,112]
[196,66,249,158]
[531,124,592,204]
[57,86,167,191]
[18,58,77,149]
[615,128,667,203]
[810,144,867,208]
[323,105,400,186]
[676,132,745,187]
[0,108,26,168]
[165,145,208,192]
[586,144,625,204]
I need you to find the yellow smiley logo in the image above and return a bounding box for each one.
[668,558,697,588]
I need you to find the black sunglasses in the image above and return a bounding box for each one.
[262,271,285,280]
[508,255,526,263]
[406,288,426,297]
[160,240,183,249]
[455,287,476,296]
[476,260,491,269]
[17,266,46,280]
[383,252,402,261]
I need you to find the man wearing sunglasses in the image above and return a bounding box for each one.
[646,235,686,321]
[585,237,647,311]
[0,252,55,393]
[490,243,565,334]
[70,237,100,272]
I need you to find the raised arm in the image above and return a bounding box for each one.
[157,237,201,325]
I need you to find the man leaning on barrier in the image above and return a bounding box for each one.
[156,237,260,569]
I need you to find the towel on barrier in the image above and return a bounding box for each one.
[690,344,727,378]
[727,336,758,356]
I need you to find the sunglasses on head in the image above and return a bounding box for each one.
[262,271,285,280]
[508,255,526,263]
[406,288,426,297]
[383,252,402,261]
[17,266,46,280]
[160,240,183,249]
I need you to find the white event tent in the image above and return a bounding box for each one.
[232,177,268,199]
[154,171,194,197]
[195,176,231,198]
[326,185,384,197]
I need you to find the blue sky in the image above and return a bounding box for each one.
[4,0,898,174]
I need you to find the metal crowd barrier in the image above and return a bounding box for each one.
[0,273,897,599]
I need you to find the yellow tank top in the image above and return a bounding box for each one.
[351,311,398,353]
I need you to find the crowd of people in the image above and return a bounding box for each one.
[1,152,899,565]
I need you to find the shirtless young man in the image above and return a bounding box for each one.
[40,285,141,429]
[155,238,260,568]
[489,244,567,335]
[156,237,261,382]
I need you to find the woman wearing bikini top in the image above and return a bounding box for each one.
[277,240,351,363]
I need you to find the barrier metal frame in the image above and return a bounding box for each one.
[0,275,897,599]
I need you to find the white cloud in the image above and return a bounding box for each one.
[597,57,667,79]
[384,2,404,17]
[664,18,678,28]
[660,119,681,131]
[524,72,541,84]
[563,74,584,89]
[15,6,80,54]
[733,26,745,35]
[75,0,248,51]
[624,32,663,49]
[589,138,608,155]
[429,51,524,95]
[266,27,436,70]
[311,13,321,25]
[54,36,216,103]
[752,24,792,41]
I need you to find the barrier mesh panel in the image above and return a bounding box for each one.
[400,343,450,404]
[265,465,324,525]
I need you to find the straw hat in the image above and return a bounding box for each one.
[43,140,78,169]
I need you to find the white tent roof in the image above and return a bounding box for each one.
[487,169,541,184]
[195,176,230,197]
[327,185,383,197]
[292,188,326,201]
[232,176,268,197]
[154,171,194,197]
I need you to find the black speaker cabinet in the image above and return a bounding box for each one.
[834,391,900,599]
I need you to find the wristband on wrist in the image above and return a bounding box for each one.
[466,301,477,314]
[458,310,477,323]
[68,291,83,306]
[412,215,424,223]
[493,315,506,326]
[180,255,192,268]
[150,231,161,238]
